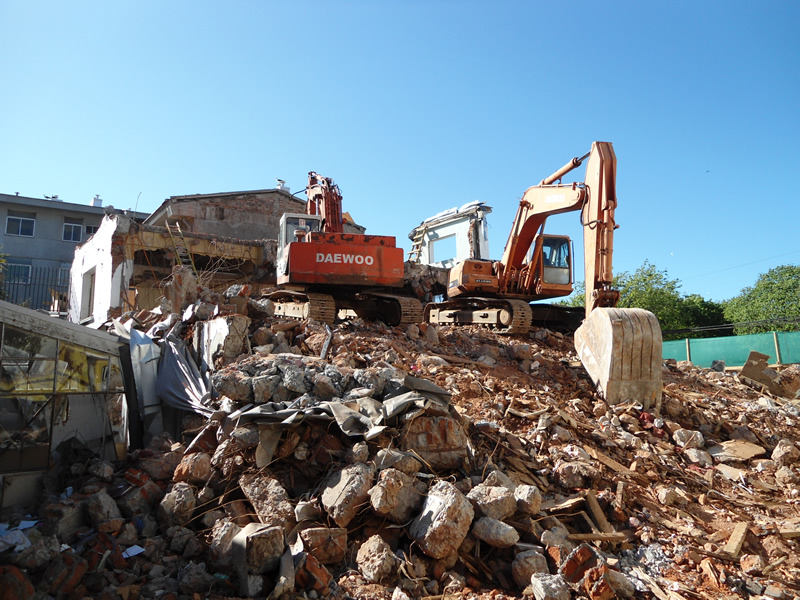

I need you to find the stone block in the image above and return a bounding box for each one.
[299,527,348,564]
[409,480,474,559]
[321,463,375,527]
[466,484,516,520]
[401,416,469,470]
[369,468,425,523]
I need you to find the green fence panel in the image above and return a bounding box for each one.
[688,333,775,368]
[777,331,800,364]
[662,340,688,362]
[662,331,800,368]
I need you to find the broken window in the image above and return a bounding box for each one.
[0,322,125,473]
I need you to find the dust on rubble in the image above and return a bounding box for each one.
[2,295,800,600]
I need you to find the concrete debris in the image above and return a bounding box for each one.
[321,462,376,527]
[472,516,520,548]
[409,480,474,560]
[368,468,426,523]
[466,483,517,521]
[356,534,398,583]
[3,281,800,600]
[529,572,572,600]
[511,549,549,587]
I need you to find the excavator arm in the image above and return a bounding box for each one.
[500,142,662,407]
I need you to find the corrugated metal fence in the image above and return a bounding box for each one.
[1,266,69,313]
[663,331,800,368]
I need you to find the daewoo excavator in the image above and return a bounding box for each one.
[425,142,662,404]
[268,172,423,326]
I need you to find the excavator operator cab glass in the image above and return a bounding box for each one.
[277,214,323,277]
[541,235,571,285]
[280,214,322,249]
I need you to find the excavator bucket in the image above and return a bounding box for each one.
[574,307,663,409]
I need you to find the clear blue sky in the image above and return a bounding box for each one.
[2,1,798,302]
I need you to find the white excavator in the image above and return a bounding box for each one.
[424,142,662,406]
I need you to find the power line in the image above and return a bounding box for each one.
[682,249,800,281]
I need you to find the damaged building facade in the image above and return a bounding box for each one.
[68,186,366,328]
[0,300,127,508]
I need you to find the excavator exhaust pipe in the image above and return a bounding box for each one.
[574,307,663,409]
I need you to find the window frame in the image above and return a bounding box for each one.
[5,263,32,284]
[6,216,36,237]
[63,222,82,243]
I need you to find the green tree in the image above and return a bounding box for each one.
[558,261,730,339]
[723,264,800,334]
[680,294,730,338]
[614,261,685,332]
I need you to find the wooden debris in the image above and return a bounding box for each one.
[707,439,766,462]
[722,522,749,558]
[566,532,628,543]
[583,445,636,476]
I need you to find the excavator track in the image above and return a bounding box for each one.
[305,293,337,324]
[365,293,424,326]
[269,290,337,325]
[424,297,533,334]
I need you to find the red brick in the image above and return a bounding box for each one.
[43,551,88,595]
[0,565,35,600]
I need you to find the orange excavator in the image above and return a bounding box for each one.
[425,142,662,405]
[267,172,423,326]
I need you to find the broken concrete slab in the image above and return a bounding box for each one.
[321,462,375,527]
[356,534,398,583]
[708,439,767,463]
[299,527,348,565]
[409,480,474,559]
[368,468,425,523]
[239,472,296,530]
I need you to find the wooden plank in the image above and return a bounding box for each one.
[723,522,749,558]
[584,489,615,535]
[779,527,800,539]
[566,532,628,543]
[584,445,636,476]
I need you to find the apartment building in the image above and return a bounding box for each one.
[0,192,144,312]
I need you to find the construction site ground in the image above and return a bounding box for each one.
[1,298,799,600]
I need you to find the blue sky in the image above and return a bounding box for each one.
[2,1,798,302]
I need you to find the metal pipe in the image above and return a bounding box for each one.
[540,151,591,185]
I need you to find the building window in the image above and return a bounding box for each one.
[5,264,31,284]
[85,225,99,236]
[58,266,71,287]
[6,216,35,237]
[63,221,82,243]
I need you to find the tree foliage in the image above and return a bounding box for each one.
[559,260,729,339]
[723,264,800,334]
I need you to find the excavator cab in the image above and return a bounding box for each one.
[276,213,322,279]
[539,234,572,287]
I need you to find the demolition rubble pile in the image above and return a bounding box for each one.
[2,288,800,600]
